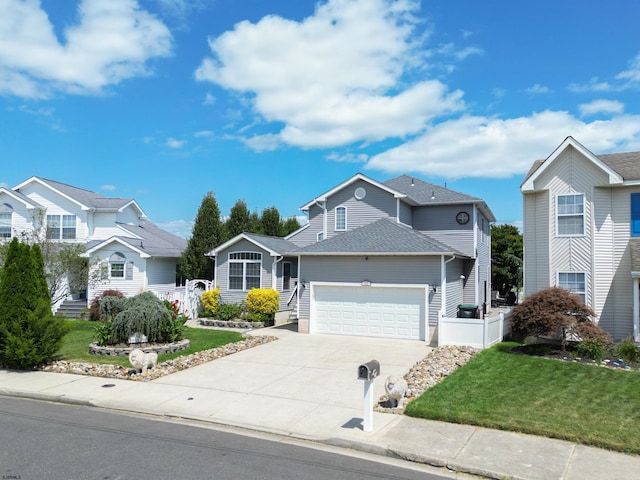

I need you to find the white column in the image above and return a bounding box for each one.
[634,277,639,342]
[363,380,374,432]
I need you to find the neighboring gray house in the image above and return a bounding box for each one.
[209,173,495,342]
[0,177,186,311]
[521,136,640,341]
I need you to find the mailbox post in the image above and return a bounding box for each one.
[357,360,380,432]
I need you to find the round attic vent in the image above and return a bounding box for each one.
[354,187,366,200]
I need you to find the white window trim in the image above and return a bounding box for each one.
[46,214,77,240]
[335,206,347,231]
[317,231,324,242]
[228,251,262,291]
[0,212,11,239]
[557,271,586,303]
[556,193,585,237]
[109,252,127,279]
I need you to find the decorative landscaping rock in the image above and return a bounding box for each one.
[376,345,479,414]
[88,339,190,356]
[41,336,278,381]
[199,319,264,329]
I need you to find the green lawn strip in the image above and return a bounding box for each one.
[55,320,244,368]
[404,343,640,454]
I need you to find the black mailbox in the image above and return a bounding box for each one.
[357,360,380,381]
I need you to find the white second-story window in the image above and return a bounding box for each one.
[47,214,77,239]
[335,206,347,231]
[0,204,12,239]
[557,194,584,236]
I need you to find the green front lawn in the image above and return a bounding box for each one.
[55,319,245,368]
[404,343,640,454]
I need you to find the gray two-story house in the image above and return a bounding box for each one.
[208,173,495,342]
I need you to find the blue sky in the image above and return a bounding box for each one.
[1,0,640,238]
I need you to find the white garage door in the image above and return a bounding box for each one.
[312,285,426,340]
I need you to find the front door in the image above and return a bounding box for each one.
[283,262,291,290]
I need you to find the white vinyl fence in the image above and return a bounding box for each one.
[438,309,512,349]
[151,279,214,319]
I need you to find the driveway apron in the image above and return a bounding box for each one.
[150,327,432,437]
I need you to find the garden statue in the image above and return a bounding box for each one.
[384,375,408,408]
[129,349,158,373]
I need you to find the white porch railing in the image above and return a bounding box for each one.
[438,309,512,349]
[151,279,214,319]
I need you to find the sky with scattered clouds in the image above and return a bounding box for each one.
[1,0,640,237]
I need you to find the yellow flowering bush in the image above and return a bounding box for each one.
[246,288,279,323]
[201,288,220,316]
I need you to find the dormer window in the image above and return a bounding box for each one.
[335,206,347,231]
[0,203,12,239]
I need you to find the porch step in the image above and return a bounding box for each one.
[55,299,88,319]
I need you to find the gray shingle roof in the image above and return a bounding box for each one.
[384,175,482,205]
[34,177,135,210]
[117,220,187,257]
[243,233,299,255]
[292,218,465,256]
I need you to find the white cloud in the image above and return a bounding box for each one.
[100,184,117,191]
[0,0,173,98]
[366,111,640,179]
[579,99,624,117]
[525,84,552,94]
[241,134,282,152]
[203,92,216,105]
[156,219,193,239]
[616,52,640,84]
[166,137,185,148]
[568,78,612,93]
[326,152,368,163]
[194,130,213,138]
[195,0,464,149]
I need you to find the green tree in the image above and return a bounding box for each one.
[224,199,251,239]
[179,192,223,280]
[491,224,523,297]
[0,238,69,369]
[281,216,301,236]
[261,206,281,237]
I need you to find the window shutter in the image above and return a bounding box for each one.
[125,261,134,280]
[632,194,640,237]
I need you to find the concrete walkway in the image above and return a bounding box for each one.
[0,325,638,480]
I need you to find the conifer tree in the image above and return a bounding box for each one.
[178,192,223,280]
[224,199,251,239]
[261,206,281,237]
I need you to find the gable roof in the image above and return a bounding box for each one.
[13,177,146,217]
[0,187,43,209]
[208,232,298,257]
[299,173,405,211]
[292,218,466,256]
[85,220,186,259]
[521,137,626,192]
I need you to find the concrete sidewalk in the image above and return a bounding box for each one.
[0,326,638,480]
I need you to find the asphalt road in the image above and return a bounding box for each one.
[0,396,455,480]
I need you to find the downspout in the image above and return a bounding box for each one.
[634,277,639,341]
[473,204,479,306]
[441,255,456,317]
[314,199,327,239]
[272,255,283,291]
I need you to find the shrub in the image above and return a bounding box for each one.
[100,295,127,321]
[577,339,610,362]
[511,286,600,349]
[616,337,640,363]
[246,288,279,316]
[89,290,125,321]
[213,302,243,321]
[93,319,113,346]
[0,238,70,369]
[109,291,183,344]
[201,289,220,315]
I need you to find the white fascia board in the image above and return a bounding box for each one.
[299,173,406,211]
[208,233,281,257]
[296,251,463,257]
[84,236,151,258]
[114,224,144,240]
[284,221,309,239]
[521,136,624,192]
[0,187,42,209]
[13,177,91,210]
[119,200,147,218]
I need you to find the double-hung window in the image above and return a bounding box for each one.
[557,194,584,236]
[228,252,262,290]
[631,193,640,237]
[558,272,586,303]
[0,212,11,239]
[335,206,346,231]
[47,214,77,239]
[109,252,126,279]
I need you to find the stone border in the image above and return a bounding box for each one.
[199,319,264,329]
[89,339,190,356]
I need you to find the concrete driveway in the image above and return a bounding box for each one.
[150,325,432,437]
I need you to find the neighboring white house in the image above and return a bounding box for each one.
[0,177,186,311]
[521,136,640,341]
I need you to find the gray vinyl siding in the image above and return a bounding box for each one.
[146,258,178,295]
[475,210,492,310]
[325,179,397,238]
[523,191,550,296]
[399,201,412,225]
[216,239,274,305]
[298,255,442,325]
[445,259,464,317]
[288,204,323,247]
[275,256,299,310]
[412,205,475,256]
